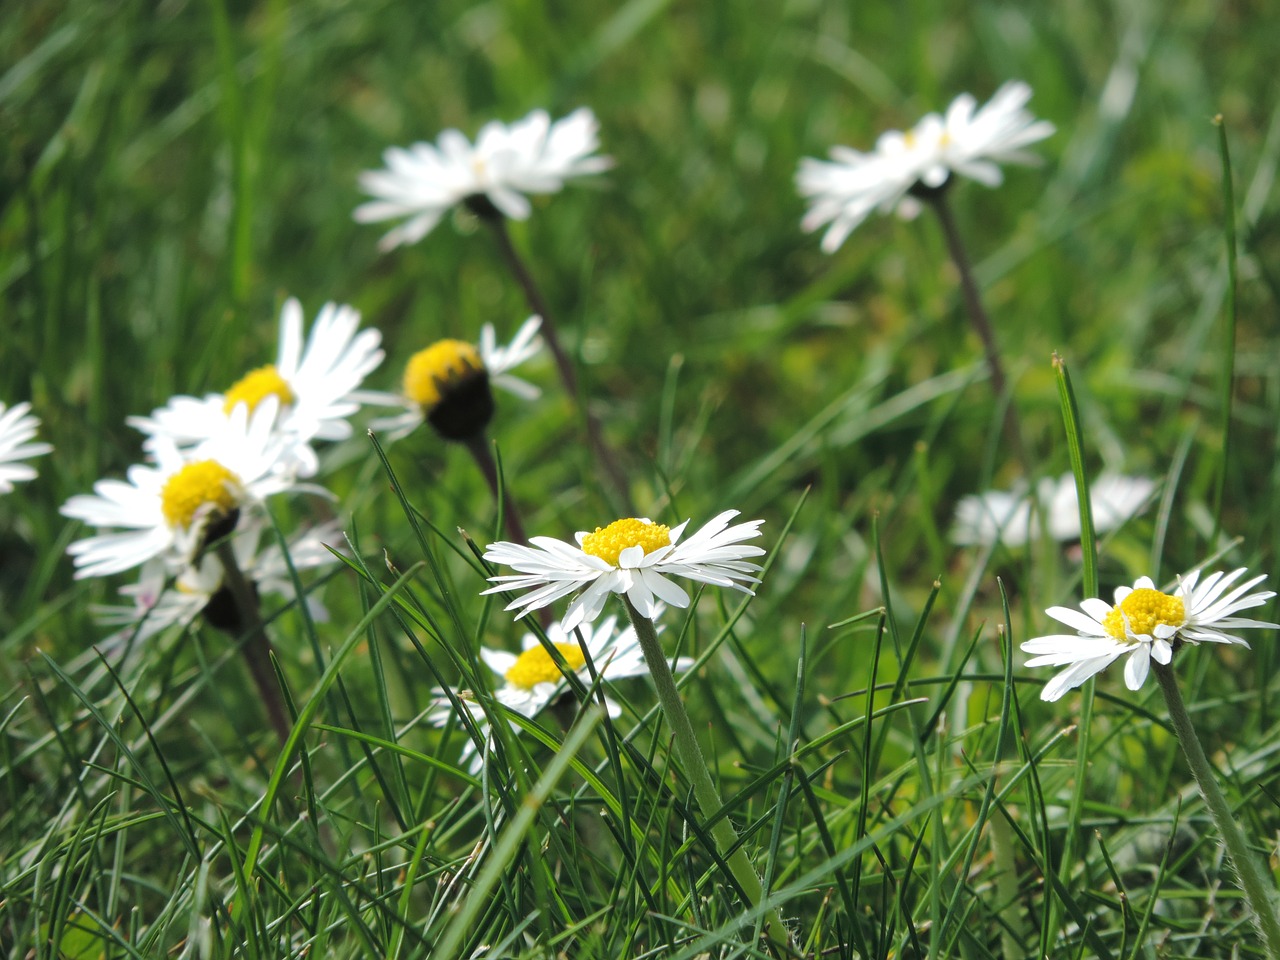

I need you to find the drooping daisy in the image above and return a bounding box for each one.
[951,472,1155,548]
[368,316,542,442]
[1021,567,1278,702]
[0,401,53,494]
[797,81,1054,252]
[94,519,344,652]
[482,510,765,631]
[62,401,300,579]
[355,107,612,251]
[429,612,691,774]
[129,298,383,478]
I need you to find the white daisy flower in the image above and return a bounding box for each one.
[94,519,344,651]
[129,299,383,478]
[429,612,692,774]
[797,81,1054,252]
[1021,567,1279,702]
[0,401,53,494]
[951,472,1156,547]
[354,107,612,251]
[482,510,765,632]
[62,401,299,579]
[368,316,542,442]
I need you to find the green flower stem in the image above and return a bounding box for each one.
[215,539,291,745]
[1152,659,1280,958]
[622,598,790,948]
[462,433,529,546]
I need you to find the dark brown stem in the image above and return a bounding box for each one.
[215,540,291,745]
[485,217,633,512]
[928,193,1028,468]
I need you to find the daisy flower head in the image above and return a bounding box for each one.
[355,107,612,251]
[0,401,53,494]
[797,81,1054,252]
[369,316,542,442]
[429,612,692,774]
[951,472,1155,548]
[1021,567,1279,702]
[130,299,383,478]
[482,510,765,632]
[63,400,299,579]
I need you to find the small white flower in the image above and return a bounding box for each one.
[355,107,612,251]
[951,472,1156,547]
[482,511,765,631]
[368,316,542,441]
[62,401,300,579]
[1021,567,1278,702]
[0,401,53,494]
[797,81,1054,252]
[94,520,344,651]
[130,299,383,478]
[429,612,691,774]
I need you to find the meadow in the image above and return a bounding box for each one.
[4,0,1280,957]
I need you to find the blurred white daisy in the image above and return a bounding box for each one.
[355,107,612,251]
[951,472,1155,548]
[482,510,765,631]
[368,316,542,442]
[797,81,1054,252]
[1022,567,1278,702]
[0,401,53,494]
[429,612,692,774]
[62,401,299,579]
[130,299,383,478]
[94,520,344,651]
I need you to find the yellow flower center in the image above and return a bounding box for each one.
[503,642,586,690]
[223,365,296,415]
[580,518,672,567]
[403,340,484,409]
[160,460,242,529]
[1102,587,1185,641]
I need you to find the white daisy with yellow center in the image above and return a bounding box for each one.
[483,510,765,631]
[1022,568,1278,702]
[0,401,53,494]
[62,401,298,579]
[797,81,1054,252]
[130,298,383,478]
[368,316,542,441]
[354,107,612,251]
[428,613,691,774]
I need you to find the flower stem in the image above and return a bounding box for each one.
[1152,659,1280,957]
[214,539,291,745]
[462,433,529,546]
[927,193,1027,468]
[622,599,791,949]
[484,217,632,511]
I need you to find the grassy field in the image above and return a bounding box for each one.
[5,0,1280,956]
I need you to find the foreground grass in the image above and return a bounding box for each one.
[4,0,1280,956]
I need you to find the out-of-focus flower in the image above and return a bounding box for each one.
[797,81,1054,252]
[429,612,691,773]
[63,401,300,579]
[1021,567,1278,701]
[483,510,764,631]
[951,472,1156,548]
[94,520,344,650]
[0,401,52,494]
[368,316,542,442]
[130,299,382,478]
[355,108,612,251]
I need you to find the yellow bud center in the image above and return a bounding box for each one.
[580,518,672,567]
[223,365,295,415]
[1103,587,1185,641]
[403,340,483,409]
[503,643,586,690]
[160,460,242,529]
